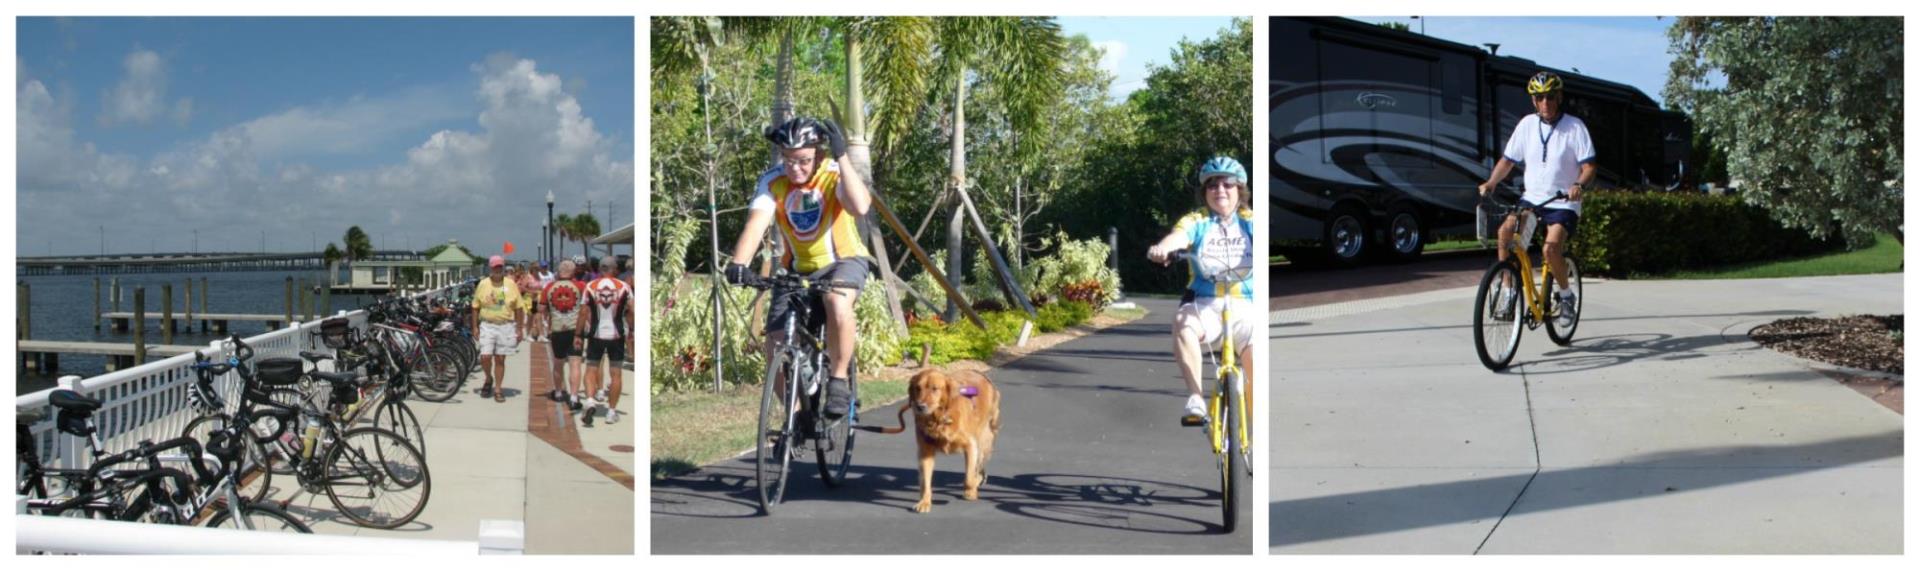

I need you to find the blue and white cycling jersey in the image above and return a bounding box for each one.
[1175,209,1255,301]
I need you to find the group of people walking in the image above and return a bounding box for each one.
[469,253,635,426]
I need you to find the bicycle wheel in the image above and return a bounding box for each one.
[182,414,273,505]
[410,348,464,402]
[321,427,430,529]
[375,400,427,457]
[816,367,857,488]
[1220,372,1247,533]
[204,501,313,533]
[1545,256,1584,346]
[755,350,798,514]
[1473,261,1525,371]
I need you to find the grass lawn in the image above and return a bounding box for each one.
[649,373,909,480]
[1425,238,1487,253]
[1652,233,1903,279]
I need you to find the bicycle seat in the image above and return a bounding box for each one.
[308,370,360,386]
[48,390,103,416]
[299,351,335,364]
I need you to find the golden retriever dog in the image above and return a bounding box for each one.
[875,368,1002,513]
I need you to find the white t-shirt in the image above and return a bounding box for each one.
[1501,113,1595,213]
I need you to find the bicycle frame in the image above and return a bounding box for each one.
[1500,210,1559,326]
[1206,304,1251,457]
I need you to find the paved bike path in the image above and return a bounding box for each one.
[1270,274,1902,554]
[651,297,1253,554]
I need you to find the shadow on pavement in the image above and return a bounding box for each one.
[1270,430,1902,547]
[655,457,1232,535]
[1270,310,1814,339]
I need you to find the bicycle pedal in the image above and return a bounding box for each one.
[1179,415,1207,427]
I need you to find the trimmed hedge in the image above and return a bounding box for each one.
[1570,189,1843,276]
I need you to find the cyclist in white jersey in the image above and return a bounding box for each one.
[1478,71,1596,324]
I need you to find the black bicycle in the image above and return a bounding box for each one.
[17,394,194,524]
[739,270,862,514]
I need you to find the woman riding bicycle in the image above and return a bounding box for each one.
[723,116,873,419]
[1146,156,1256,420]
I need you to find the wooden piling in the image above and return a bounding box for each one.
[133,287,147,365]
[284,277,293,327]
[200,277,209,331]
[94,277,102,330]
[163,284,175,344]
[17,282,29,341]
[185,279,195,326]
[111,277,121,313]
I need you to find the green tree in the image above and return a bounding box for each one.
[322,242,344,267]
[570,212,602,263]
[342,226,374,264]
[1666,17,1903,246]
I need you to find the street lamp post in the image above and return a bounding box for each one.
[545,190,556,267]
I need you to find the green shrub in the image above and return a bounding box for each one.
[650,276,903,394]
[1571,189,1844,276]
[1035,300,1094,333]
[1027,232,1121,309]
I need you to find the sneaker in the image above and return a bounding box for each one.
[595,389,609,404]
[568,393,582,412]
[581,410,595,427]
[1493,287,1519,321]
[823,377,851,419]
[606,409,621,424]
[1554,291,1579,327]
[548,388,563,401]
[1182,394,1207,419]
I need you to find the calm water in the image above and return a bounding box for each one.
[15,269,392,394]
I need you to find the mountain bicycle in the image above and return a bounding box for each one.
[739,270,861,514]
[179,336,431,529]
[1472,191,1584,370]
[1167,250,1254,533]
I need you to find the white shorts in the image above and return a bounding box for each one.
[1176,296,1256,353]
[478,321,518,356]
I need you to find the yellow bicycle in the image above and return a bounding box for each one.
[1473,191,1584,370]
[1170,250,1253,533]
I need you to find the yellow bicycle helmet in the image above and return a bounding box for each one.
[1526,71,1563,96]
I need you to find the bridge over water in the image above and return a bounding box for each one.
[15,250,422,276]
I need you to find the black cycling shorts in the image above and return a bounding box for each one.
[766,258,870,334]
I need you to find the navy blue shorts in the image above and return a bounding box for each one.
[1538,208,1579,237]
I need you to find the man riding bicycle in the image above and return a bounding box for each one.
[1147,157,1255,420]
[724,116,873,419]
[1478,71,1596,324]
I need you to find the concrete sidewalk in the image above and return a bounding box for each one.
[1271,274,1903,554]
[272,337,635,554]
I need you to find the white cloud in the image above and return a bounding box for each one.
[99,48,182,126]
[230,86,466,160]
[18,54,634,255]
[1093,40,1128,77]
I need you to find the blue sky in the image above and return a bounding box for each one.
[1351,16,1676,107]
[1057,16,1242,100]
[15,17,634,257]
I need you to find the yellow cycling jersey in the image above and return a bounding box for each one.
[750,158,871,273]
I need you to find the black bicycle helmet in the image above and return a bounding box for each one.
[764,117,827,150]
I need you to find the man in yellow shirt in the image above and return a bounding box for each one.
[723,117,871,419]
[472,255,522,403]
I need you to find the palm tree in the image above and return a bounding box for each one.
[342,226,373,265]
[570,213,602,264]
[553,213,575,260]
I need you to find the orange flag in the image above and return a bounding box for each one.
[503,241,516,254]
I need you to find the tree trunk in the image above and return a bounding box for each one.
[945,70,968,322]
[770,30,795,167]
[843,32,909,335]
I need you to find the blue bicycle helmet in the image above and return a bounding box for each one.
[1197,156,1247,185]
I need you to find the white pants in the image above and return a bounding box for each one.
[478,321,518,356]
[1176,296,1255,353]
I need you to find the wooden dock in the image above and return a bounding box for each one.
[17,340,203,373]
[99,311,292,333]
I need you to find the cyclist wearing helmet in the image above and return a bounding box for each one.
[1478,71,1596,323]
[1148,156,1256,419]
[723,116,873,419]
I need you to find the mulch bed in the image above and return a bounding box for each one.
[1751,315,1903,375]
[1751,315,1903,414]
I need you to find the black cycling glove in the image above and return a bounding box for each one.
[723,262,753,285]
[818,119,849,159]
